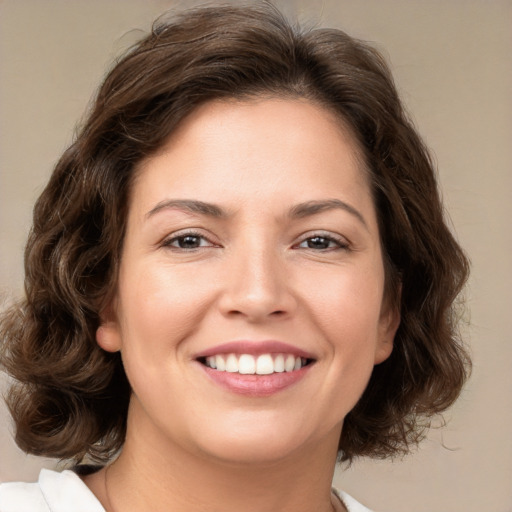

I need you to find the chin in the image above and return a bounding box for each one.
[200,435,307,467]
[188,414,332,467]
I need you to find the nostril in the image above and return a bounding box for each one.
[226,309,286,317]
[219,285,297,321]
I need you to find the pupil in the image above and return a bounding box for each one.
[180,236,199,248]
[308,237,328,249]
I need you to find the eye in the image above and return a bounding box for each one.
[295,234,349,251]
[163,232,215,250]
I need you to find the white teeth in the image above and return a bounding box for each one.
[204,353,309,374]
[238,354,256,374]
[284,354,295,372]
[256,354,274,375]
[274,354,285,373]
[215,355,226,371]
[225,354,238,373]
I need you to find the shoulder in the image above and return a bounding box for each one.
[0,478,48,512]
[334,488,375,512]
[0,469,105,512]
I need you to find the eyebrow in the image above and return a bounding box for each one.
[146,199,226,219]
[289,199,368,229]
[146,197,368,228]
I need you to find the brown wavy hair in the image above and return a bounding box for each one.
[0,3,470,464]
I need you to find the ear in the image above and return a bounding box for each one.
[374,302,401,365]
[96,299,122,353]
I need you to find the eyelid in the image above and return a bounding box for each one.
[160,228,220,249]
[293,231,351,250]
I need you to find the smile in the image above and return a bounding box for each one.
[201,353,312,375]
[194,341,316,396]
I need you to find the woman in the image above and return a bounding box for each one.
[0,4,470,511]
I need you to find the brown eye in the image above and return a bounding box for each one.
[304,236,333,249]
[297,235,346,250]
[165,234,211,249]
[177,235,202,248]
[293,231,351,252]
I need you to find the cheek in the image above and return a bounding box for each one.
[310,265,385,339]
[116,262,217,356]
[307,264,386,387]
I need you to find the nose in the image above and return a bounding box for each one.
[218,242,297,322]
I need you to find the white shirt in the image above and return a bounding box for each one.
[0,469,374,512]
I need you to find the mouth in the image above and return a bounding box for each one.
[197,353,314,375]
[193,341,316,396]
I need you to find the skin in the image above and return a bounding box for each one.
[87,98,400,512]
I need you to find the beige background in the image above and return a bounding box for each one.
[0,1,511,511]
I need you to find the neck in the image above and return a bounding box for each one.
[101,401,343,512]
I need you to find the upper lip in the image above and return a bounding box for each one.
[193,340,316,360]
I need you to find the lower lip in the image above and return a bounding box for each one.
[198,364,312,397]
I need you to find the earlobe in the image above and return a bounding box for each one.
[96,323,122,353]
[375,305,401,365]
[96,303,122,353]
[374,337,394,365]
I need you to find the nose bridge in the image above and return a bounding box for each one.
[220,232,294,320]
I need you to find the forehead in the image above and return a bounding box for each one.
[129,97,373,218]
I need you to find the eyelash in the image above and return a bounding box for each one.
[162,230,217,250]
[162,230,349,252]
[294,233,350,252]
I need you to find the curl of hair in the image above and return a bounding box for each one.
[0,3,470,464]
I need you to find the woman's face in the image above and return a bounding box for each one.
[98,98,399,464]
